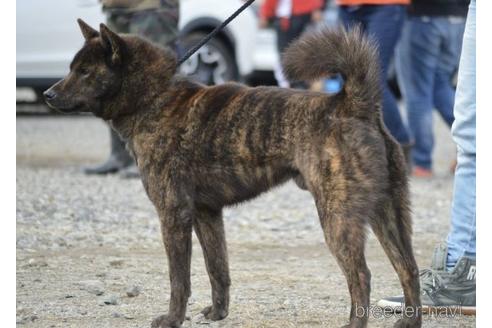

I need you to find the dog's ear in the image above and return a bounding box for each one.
[77,18,99,41]
[100,23,125,66]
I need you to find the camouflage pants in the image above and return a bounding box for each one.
[106,9,178,48]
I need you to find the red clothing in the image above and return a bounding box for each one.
[260,0,323,20]
[337,0,410,5]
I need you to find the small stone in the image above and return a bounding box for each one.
[99,294,119,306]
[55,237,67,247]
[23,314,39,323]
[27,258,48,267]
[123,314,135,320]
[112,312,122,318]
[109,259,124,267]
[79,280,105,296]
[126,285,141,297]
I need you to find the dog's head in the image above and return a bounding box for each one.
[44,19,177,120]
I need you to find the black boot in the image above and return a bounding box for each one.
[84,127,133,175]
[401,142,413,174]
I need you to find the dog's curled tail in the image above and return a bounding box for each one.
[282,26,381,119]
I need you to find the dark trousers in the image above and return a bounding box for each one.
[275,14,312,52]
[275,14,312,88]
[339,5,411,144]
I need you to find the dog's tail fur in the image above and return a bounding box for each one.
[282,26,381,120]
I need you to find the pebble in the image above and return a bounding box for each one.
[126,285,141,297]
[109,259,124,267]
[26,258,48,267]
[18,314,39,324]
[79,280,105,296]
[55,237,68,247]
[99,294,119,306]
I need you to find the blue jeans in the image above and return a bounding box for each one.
[396,15,466,169]
[446,0,476,269]
[339,5,410,144]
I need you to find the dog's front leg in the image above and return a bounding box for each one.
[152,205,193,328]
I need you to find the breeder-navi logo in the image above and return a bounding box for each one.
[355,304,465,319]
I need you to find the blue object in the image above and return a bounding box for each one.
[324,74,344,94]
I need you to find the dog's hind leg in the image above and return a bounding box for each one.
[369,135,422,328]
[193,207,231,321]
[370,201,422,328]
[315,198,371,328]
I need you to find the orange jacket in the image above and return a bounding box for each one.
[260,0,323,20]
[337,0,410,5]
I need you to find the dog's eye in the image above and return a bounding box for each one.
[78,68,90,76]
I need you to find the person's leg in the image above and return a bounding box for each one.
[338,5,369,32]
[363,5,411,146]
[433,17,466,127]
[396,16,442,171]
[433,70,455,128]
[276,14,312,89]
[446,0,476,269]
[274,18,292,88]
[377,3,476,312]
[130,9,179,49]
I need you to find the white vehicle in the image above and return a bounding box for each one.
[16,0,278,100]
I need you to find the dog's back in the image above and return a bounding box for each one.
[135,27,399,209]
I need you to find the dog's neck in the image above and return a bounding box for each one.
[104,44,177,133]
[111,75,202,133]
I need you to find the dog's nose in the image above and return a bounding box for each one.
[43,89,57,101]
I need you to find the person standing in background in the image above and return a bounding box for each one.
[85,0,179,177]
[336,0,412,164]
[378,0,475,313]
[259,0,324,88]
[396,0,469,178]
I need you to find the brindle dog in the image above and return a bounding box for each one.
[44,19,422,328]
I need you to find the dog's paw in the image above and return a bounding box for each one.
[151,314,181,328]
[201,305,228,321]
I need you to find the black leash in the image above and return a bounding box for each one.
[177,0,256,66]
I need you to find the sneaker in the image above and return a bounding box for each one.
[376,243,476,315]
[412,166,433,178]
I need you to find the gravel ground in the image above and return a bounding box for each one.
[16,112,475,328]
